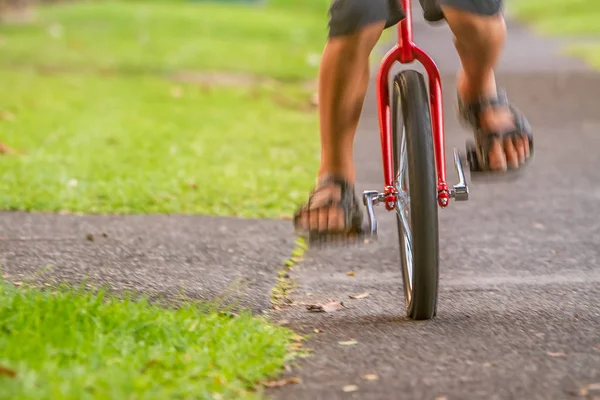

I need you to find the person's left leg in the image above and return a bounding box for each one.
[440,0,533,171]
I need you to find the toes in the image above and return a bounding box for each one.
[513,136,526,164]
[503,137,519,169]
[309,206,320,232]
[327,207,345,232]
[488,138,508,171]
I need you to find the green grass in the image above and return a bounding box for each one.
[0,0,328,216]
[0,0,328,80]
[511,0,600,67]
[0,281,298,399]
[0,70,319,216]
[512,0,600,36]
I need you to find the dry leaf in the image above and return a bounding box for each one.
[342,385,359,392]
[289,342,303,350]
[546,351,566,357]
[362,374,378,381]
[170,86,183,98]
[13,281,23,286]
[188,320,199,332]
[86,233,94,242]
[263,377,302,388]
[0,110,15,121]
[349,292,369,300]
[578,382,600,397]
[346,271,355,277]
[0,365,16,378]
[307,301,345,313]
[338,340,358,346]
[313,328,322,333]
[0,142,18,155]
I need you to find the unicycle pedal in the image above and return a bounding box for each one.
[362,190,383,238]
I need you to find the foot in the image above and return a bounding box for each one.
[293,175,364,243]
[457,82,533,172]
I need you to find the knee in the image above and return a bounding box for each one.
[442,5,506,46]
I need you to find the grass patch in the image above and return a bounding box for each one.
[568,44,600,68]
[511,0,600,67]
[511,0,600,36]
[0,281,298,399]
[0,0,329,80]
[270,238,307,308]
[0,70,319,216]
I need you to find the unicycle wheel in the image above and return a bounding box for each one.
[391,70,440,320]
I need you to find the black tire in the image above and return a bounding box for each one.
[392,70,439,320]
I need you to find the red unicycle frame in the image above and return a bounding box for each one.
[376,0,453,211]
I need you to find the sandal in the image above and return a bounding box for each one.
[293,175,365,246]
[457,88,534,174]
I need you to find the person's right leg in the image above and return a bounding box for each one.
[294,0,402,239]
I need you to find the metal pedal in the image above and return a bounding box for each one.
[362,190,383,237]
[450,148,469,201]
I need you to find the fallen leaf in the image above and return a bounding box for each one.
[0,142,18,155]
[289,342,303,350]
[86,233,94,242]
[338,340,358,346]
[533,223,545,230]
[578,382,600,397]
[0,110,15,121]
[313,328,323,333]
[188,320,199,332]
[346,271,355,277]
[362,374,378,381]
[13,281,22,286]
[546,351,566,357]
[262,377,302,388]
[349,292,369,300]
[277,320,290,325]
[307,301,345,313]
[0,365,16,378]
[170,86,183,98]
[342,385,359,393]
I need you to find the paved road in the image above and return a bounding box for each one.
[269,11,600,400]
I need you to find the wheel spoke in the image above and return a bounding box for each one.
[396,124,413,304]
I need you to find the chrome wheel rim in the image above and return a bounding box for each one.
[396,124,414,306]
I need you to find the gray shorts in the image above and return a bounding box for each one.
[328,0,503,37]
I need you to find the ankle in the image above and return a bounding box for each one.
[317,165,355,184]
[457,70,497,102]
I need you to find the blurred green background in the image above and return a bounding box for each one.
[0,0,597,217]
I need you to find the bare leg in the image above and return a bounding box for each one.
[442,7,531,170]
[296,22,385,234]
